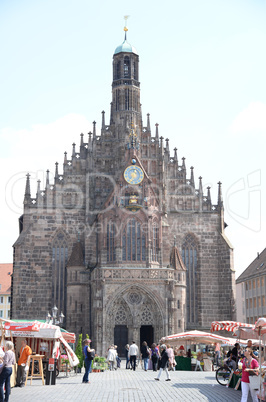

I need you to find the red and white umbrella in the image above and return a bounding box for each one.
[163,330,236,345]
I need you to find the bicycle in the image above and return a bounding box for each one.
[215,365,234,386]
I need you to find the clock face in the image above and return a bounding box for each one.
[124,165,144,185]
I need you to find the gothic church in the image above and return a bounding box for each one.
[12,25,236,356]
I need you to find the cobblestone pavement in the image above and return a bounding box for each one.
[10,365,253,402]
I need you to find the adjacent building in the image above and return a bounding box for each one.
[0,263,12,320]
[11,25,236,355]
[236,248,266,324]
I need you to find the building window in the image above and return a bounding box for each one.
[257,278,260,288]
[122,218,146,262]
[178,320,181,328]
[7,310,10,318]
[0,297,3,304]
[116,89,120,111]
[151,222,159,262]
[245,282,248,291]
[253,280,256,289]
[254,298,257,308]
[246,299,249,309]
[52,233,68,316]
[107,222,116,262]
[8,296,11,303]
[263,296,265,306]
[182,234,198,326]
[124,56,130,78]
[115,61,121,79]
[177,300,180,309]
[250,298,253,308]
[125,88,130,110]
[258,297,261,307]
[261,277,265,287]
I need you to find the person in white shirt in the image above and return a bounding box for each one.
[107,346,117,371]
[128,341,139,371]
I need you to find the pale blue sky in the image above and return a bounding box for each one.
[0,0,266,278]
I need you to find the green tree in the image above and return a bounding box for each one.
[75,334,84,370]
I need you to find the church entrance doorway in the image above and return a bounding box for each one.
[114,325,128,357]
[140,325,154,347]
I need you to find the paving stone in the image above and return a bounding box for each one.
[9,363,254,402]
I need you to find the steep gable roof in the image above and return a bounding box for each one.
[236,247,266,283]
[0,263,13,294]
[67,242,85,267]
[170,246,186,271]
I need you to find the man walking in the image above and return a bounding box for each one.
[128,341,139,371]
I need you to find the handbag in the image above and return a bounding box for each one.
[249,374,260,390]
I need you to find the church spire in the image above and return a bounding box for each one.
[24,173,31,205]
[190,166,195,188]
[217,181,223,208]
[155,123,159,141]
[147,113,151,132]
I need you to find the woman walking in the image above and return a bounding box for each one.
[155,344,171,381]
[241,348,259,402]
[0,341,15,402]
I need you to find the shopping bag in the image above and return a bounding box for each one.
[249,374,260,390]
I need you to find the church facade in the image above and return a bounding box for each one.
[11,27,236,356]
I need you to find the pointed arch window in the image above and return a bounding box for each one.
[52,233,68,315]
[116,89,120,111]
[125,88,129,110]
[182,234,198,326]
[122,218,146,262]
[107,222,116,262]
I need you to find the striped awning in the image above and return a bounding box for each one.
[211,321,254,333]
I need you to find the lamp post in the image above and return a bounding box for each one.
[46,305,65,326]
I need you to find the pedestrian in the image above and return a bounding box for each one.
[82,339,95,384]
[125,344,130,369]
[214,343,220,366]
[107,345,117,371]
[195,351,203,371]
[241,348,259,402]
[140,341,150,371]
[0,341,15,402]
[128,341,139,371]
[155,344,171,381]
[150,343,159,371]
[16,339,32,387]
[166,344,175,370]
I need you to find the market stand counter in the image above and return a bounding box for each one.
[175,356,192,371]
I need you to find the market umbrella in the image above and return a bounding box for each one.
[162,330,236,345]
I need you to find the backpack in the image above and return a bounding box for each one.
[87,350,95,360]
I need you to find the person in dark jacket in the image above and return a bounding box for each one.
[140,341,150,371]
[150,343,159,371]
[155,344,171,381]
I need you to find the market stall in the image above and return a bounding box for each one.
[161,330,236,371]
[211,319,266,400]
[0,318,79,386]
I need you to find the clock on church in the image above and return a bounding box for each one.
[124,165,144,185]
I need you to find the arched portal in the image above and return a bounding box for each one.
[105,285,164,353]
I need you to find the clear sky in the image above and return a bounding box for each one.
[0,0,265,279]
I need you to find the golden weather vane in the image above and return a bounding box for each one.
[124,15,130,32]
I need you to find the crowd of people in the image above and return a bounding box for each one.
[106,341,176,381]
